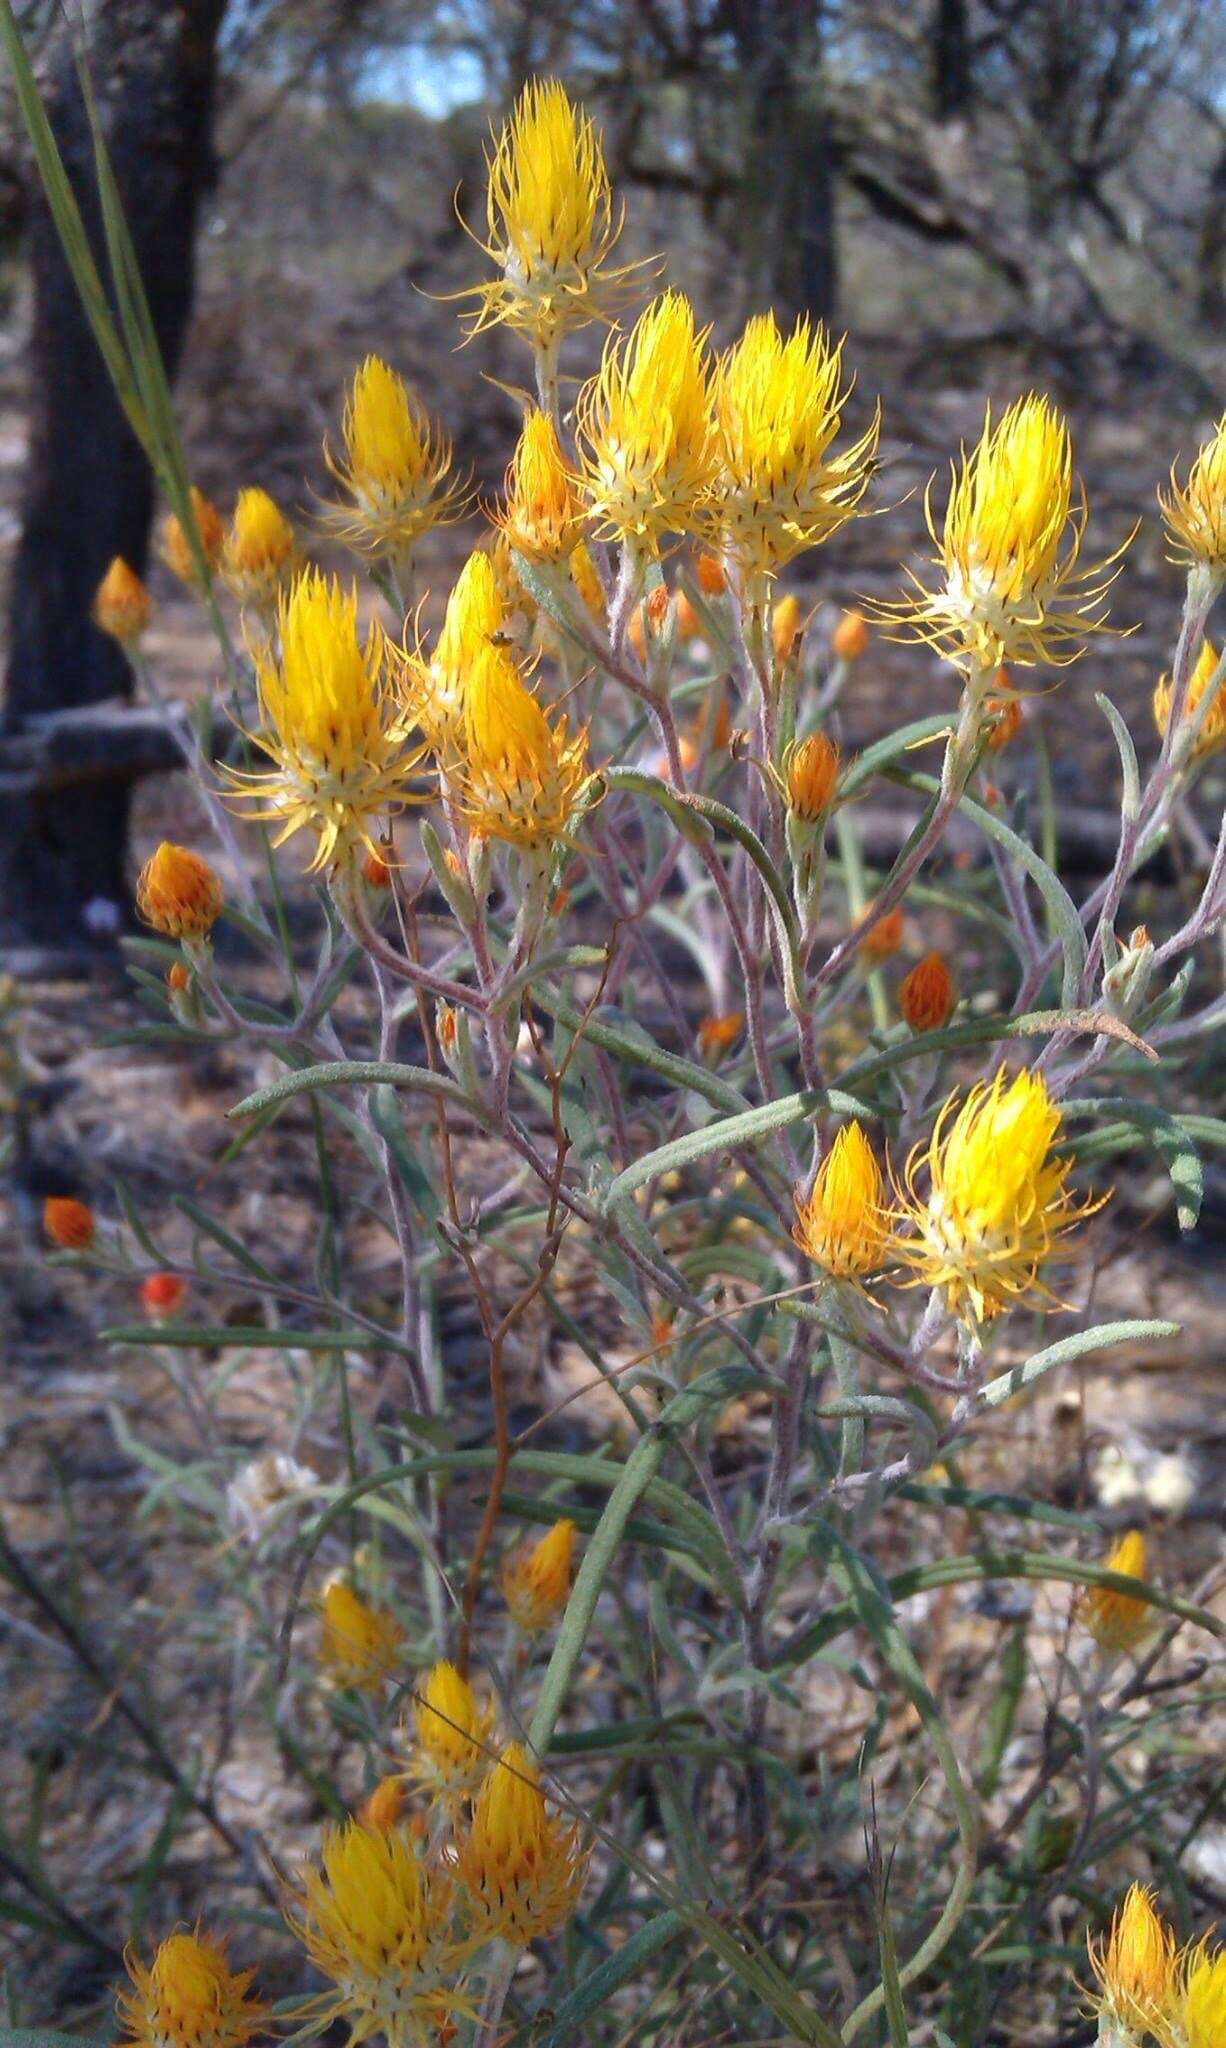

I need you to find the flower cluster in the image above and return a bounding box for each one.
[1088,1887,1226,2048]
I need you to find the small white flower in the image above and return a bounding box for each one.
[226,1453,319,1542]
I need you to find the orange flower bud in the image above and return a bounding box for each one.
[136,843,223,941]
[698,1011,744,1059]
[167,962,191,995]
[361,1775,407,1831]
[141,1271,188,1319]
[651,1312,674,1348]
[161,487,225,589]
[93,557,151,644]
[647,584,671,628]
[711,692,732,750]
[675,591,701,640]
[437,1004,459,1054]
[786,732,840,823]
[833,609,869,661]
[899,951,956,1033]
[986,694,1024,750]
[502,1519,577,1633]
[696,551,727,595]
[363,849,392,889]
[44,1196,95,1250]
[772,592,803,663]
[1084,1530,1154,1656]
[859,903,905,963]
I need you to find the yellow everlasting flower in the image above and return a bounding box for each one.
[94,557,151,643]
[318,1576,406,1691]
[1153,639,1226,757]
[1176,1940,1226,2048]
[897,1067,1103,1323]
[136,842,223,942]
[456,1743,587,1944]
[288,1822,467,2047]
[459,642,589,849]
[229,570,422,871]
[576,292,718,551]
[1161,416,1226,573]
[714,314,878,588]
[1083,1530,1154,1657]
[884,395,1123,672]
[498,409,586,561]
[409,1661,494,1805]
[502,1519,576,1633]
[324,356,466,561]
[118,1929,266,2048]
[400,550,505,757]
[793,1122,891,1281]
[1087,1885,1178,2043]
[221,488,297,610]
[162,487,225,590]
[463,79,642,350]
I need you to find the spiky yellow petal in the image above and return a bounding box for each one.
[287,1822,468,2048]
[1153,638,1226,757]
[576,292,718,550]
[713,314,878,585]
[502,1519,576,1633]
[1087,1885,1178,2043]
[324,356,466,560]
[1177,1940,1226,2048]
[1160,416,1226,572]
[897,1067,1104,1324]
[118,1930,266,2048]
[456,1743,587,1945]
[881,395,1125,671]
[318,1576,406,1691]
[463,79,646,348]
[409,1661,494,1805]
[458,642,589,848]
[498,409,586,561]
[1083,1530,1155,1657]
[793,1122,891,1280]
[227,570,424,871]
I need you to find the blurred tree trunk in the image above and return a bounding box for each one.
[731,0,836,324]
[1197,135,1226,328]
[931,0,972,123]
[1,0,226,953]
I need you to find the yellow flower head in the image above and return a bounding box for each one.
[94,557,151,643]
[885,395,1122,672]
[793,1122,891,1281]
[459,642,589,849]
[502,1518,577,1632]
[897,1067,1103,1324]
[401,550,505,756]
[1087,1885,1178,2042]
[229,570,422,871]
[1177,1940,1226,2048]
[1161,416,1226,572]
[162,488,225,590]
[136,842,223,942]
[714,315,878,585]
[784,731,841,824]
[456,1743,587,1944]
[409,1661,494,1805]
[498,409,586,561]
[1153,639,1226,757]
[325,356,466,560]
[222,488,297,609]
[118,1929,265,2048]
[465,79,643,348]
[1083,1530,1154,1657]
[288,1822,466,2048]
[318,1576,406,1691]
[576,292,718,550]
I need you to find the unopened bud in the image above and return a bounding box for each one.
[833,609,869,661]
[698,1011,743,1061]
[985,692,1024,751]
[44,1196,95,1250]
[361,1775,407,1831]
[899,950,956,1032]
[363,847,393,889]
[696,552,727,596]
[141,1271,188,1320]
[786,733,840,824]
[167,962,191,995]
[136,843,223,941]
[93,557,151,643]
[859,903,905,963]
[773,592,803,663]
[161,487,225,589]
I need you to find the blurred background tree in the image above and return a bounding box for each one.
[0,0,1222,952]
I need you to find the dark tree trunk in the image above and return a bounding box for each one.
[931,0,973,123]
[1,0,226,951]
[730,0,836,325]
[1197,137,1226,329]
